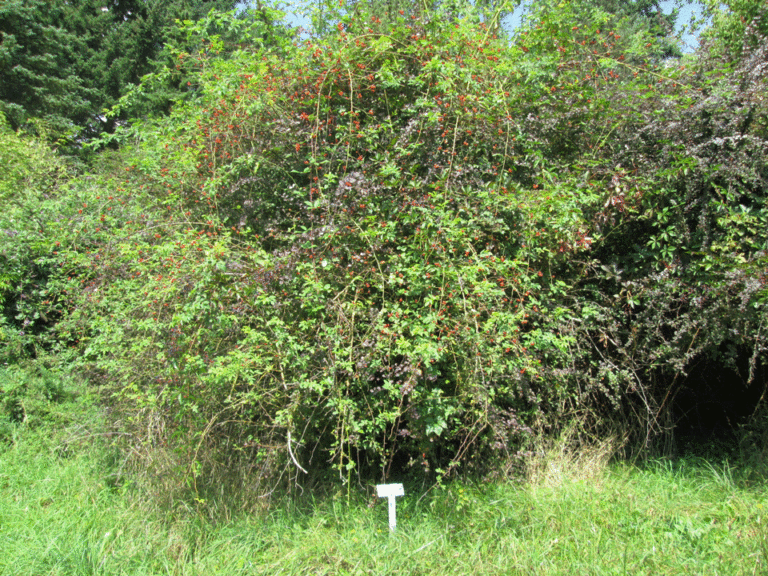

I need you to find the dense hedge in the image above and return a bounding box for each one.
[2,0,766,499]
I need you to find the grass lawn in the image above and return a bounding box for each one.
[2,415,766,576]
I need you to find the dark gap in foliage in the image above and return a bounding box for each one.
[671,348,766,458]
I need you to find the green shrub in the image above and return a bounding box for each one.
[7,0,763,505]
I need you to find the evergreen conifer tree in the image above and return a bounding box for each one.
[0,0,238,142]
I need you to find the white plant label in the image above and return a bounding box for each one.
[376,483,405,532]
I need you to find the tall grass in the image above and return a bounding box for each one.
[2,385,766,575]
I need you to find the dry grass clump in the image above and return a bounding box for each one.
[525,424,626,487]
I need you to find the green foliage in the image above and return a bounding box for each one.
[0,0,243,145]
[0,363,79,441]
[0,115,77,362]
[66,2,664,489]
[524,0,683,59]
[111,2,293,125]
[4,0,766,498]
[66,5,572,490]
[0,0,96,139]
[702,0,768,61]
